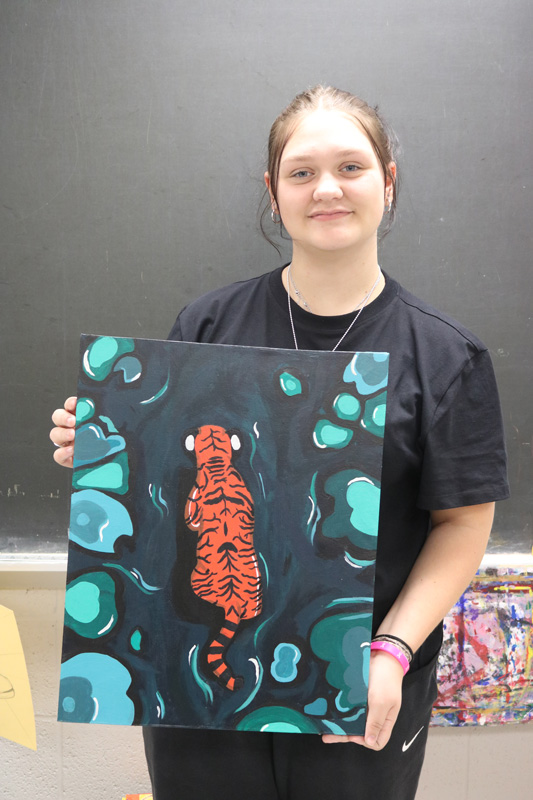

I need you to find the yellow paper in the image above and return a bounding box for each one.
[0,604,37,750]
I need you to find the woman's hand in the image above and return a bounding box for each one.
[322,650,404,750]
[50,396,77,468]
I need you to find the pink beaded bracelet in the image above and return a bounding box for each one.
[370,640,410,675]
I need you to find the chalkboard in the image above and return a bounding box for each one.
[1,0,531,554]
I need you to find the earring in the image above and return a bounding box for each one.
[271,206,281,224]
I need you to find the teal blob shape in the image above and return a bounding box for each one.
[310,613,372,712]
[76,398,95,425]
[69,489,133,553]
[64,571,117,638]
[236,706,318,733]
[62,696,76,713]
[343,352,389,395]
[83,337,135,381]
[279,371,302,396]
[313,420,353,450]
[360,391,387,438]
[73,424,126,468]
[58,676,95,722]
[270,643,301,683]
[333,393,361,421]
[72,451,129,494]
[130,628,142,652]
[113,356,142,383]
[65,581,100,624]
[304,697,328,716]
[322,470,381,549]
[346,478,381,537]
[58,653,135,725]
[99,415,119,433]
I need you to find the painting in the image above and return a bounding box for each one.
[432,565,533,726]
[58,335,389,735]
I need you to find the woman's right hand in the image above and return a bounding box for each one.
[50,396,77,468]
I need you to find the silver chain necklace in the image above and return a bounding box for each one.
[286,263,382,351]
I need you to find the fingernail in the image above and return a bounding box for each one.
[366,735,376,745]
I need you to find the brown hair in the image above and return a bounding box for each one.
[260,85,399,250]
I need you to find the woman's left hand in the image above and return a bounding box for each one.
[322,650,404,750]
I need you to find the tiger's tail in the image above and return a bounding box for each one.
[206,607,244,691]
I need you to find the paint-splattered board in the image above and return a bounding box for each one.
[433,565,533,726]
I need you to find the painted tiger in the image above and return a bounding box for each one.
[184,425,262,691]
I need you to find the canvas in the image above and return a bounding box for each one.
[432,565,533,726]
[58,335,389,736]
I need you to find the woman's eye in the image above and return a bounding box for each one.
[342,164,360,173]
[291,170,311,179]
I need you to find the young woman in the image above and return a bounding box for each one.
[50,86,509,800]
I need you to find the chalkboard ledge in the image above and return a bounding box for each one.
[1,553,532,591]
[0,553,67,589]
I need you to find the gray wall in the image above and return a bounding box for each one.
[1,0,531,552]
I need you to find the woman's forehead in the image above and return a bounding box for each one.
[280,109,374,163]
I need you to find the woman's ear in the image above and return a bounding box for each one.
[385,161,397,201]
[264,172,276,208]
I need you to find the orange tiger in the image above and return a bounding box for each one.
[185,425,262,691]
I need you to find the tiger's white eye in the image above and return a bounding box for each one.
[230,434,241,450]
[185,434,195,451]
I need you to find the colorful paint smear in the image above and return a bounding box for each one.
[122,795,153,799]
[432,566,533,726]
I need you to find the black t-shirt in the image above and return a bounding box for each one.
[168,266,509,667]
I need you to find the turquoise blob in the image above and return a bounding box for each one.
[76,398,95,425]
[373,404,386,426]
[279,371,302,396]
[130,629,142,651]
[310,612,372,714]
[322,470,380,550]
[360,391,387,438]
[72,452,129,494]
[64,571,117,639]
[346,478,381,537]
[83,337,135,381]
[58,676,95,722]
[62,696,76,713]
[73,424,126,468]
[271,643,301,683]
[114,356,142,383]
[313,420,353,449]
[304,697,328,716]
[236,706,318,734]
[58,653,134,725]
[343,352,389,395]
[69,489,133,553]
[262,722,301,732]
[333,393,361,421]
[65,581,100,624]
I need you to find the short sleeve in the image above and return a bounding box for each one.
[417,350,510,510]
[167,313,185,342]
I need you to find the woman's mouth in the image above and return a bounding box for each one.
[309,210,352,221]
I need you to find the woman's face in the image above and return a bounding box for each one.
[267,109,395,258]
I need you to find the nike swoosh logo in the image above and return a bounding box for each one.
[402,726,425,752]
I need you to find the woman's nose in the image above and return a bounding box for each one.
[313,173,343,200]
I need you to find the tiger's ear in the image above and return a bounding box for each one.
[184,434,196,451]
[230,433,241,451]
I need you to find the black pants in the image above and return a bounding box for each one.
[143,653,438,800]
